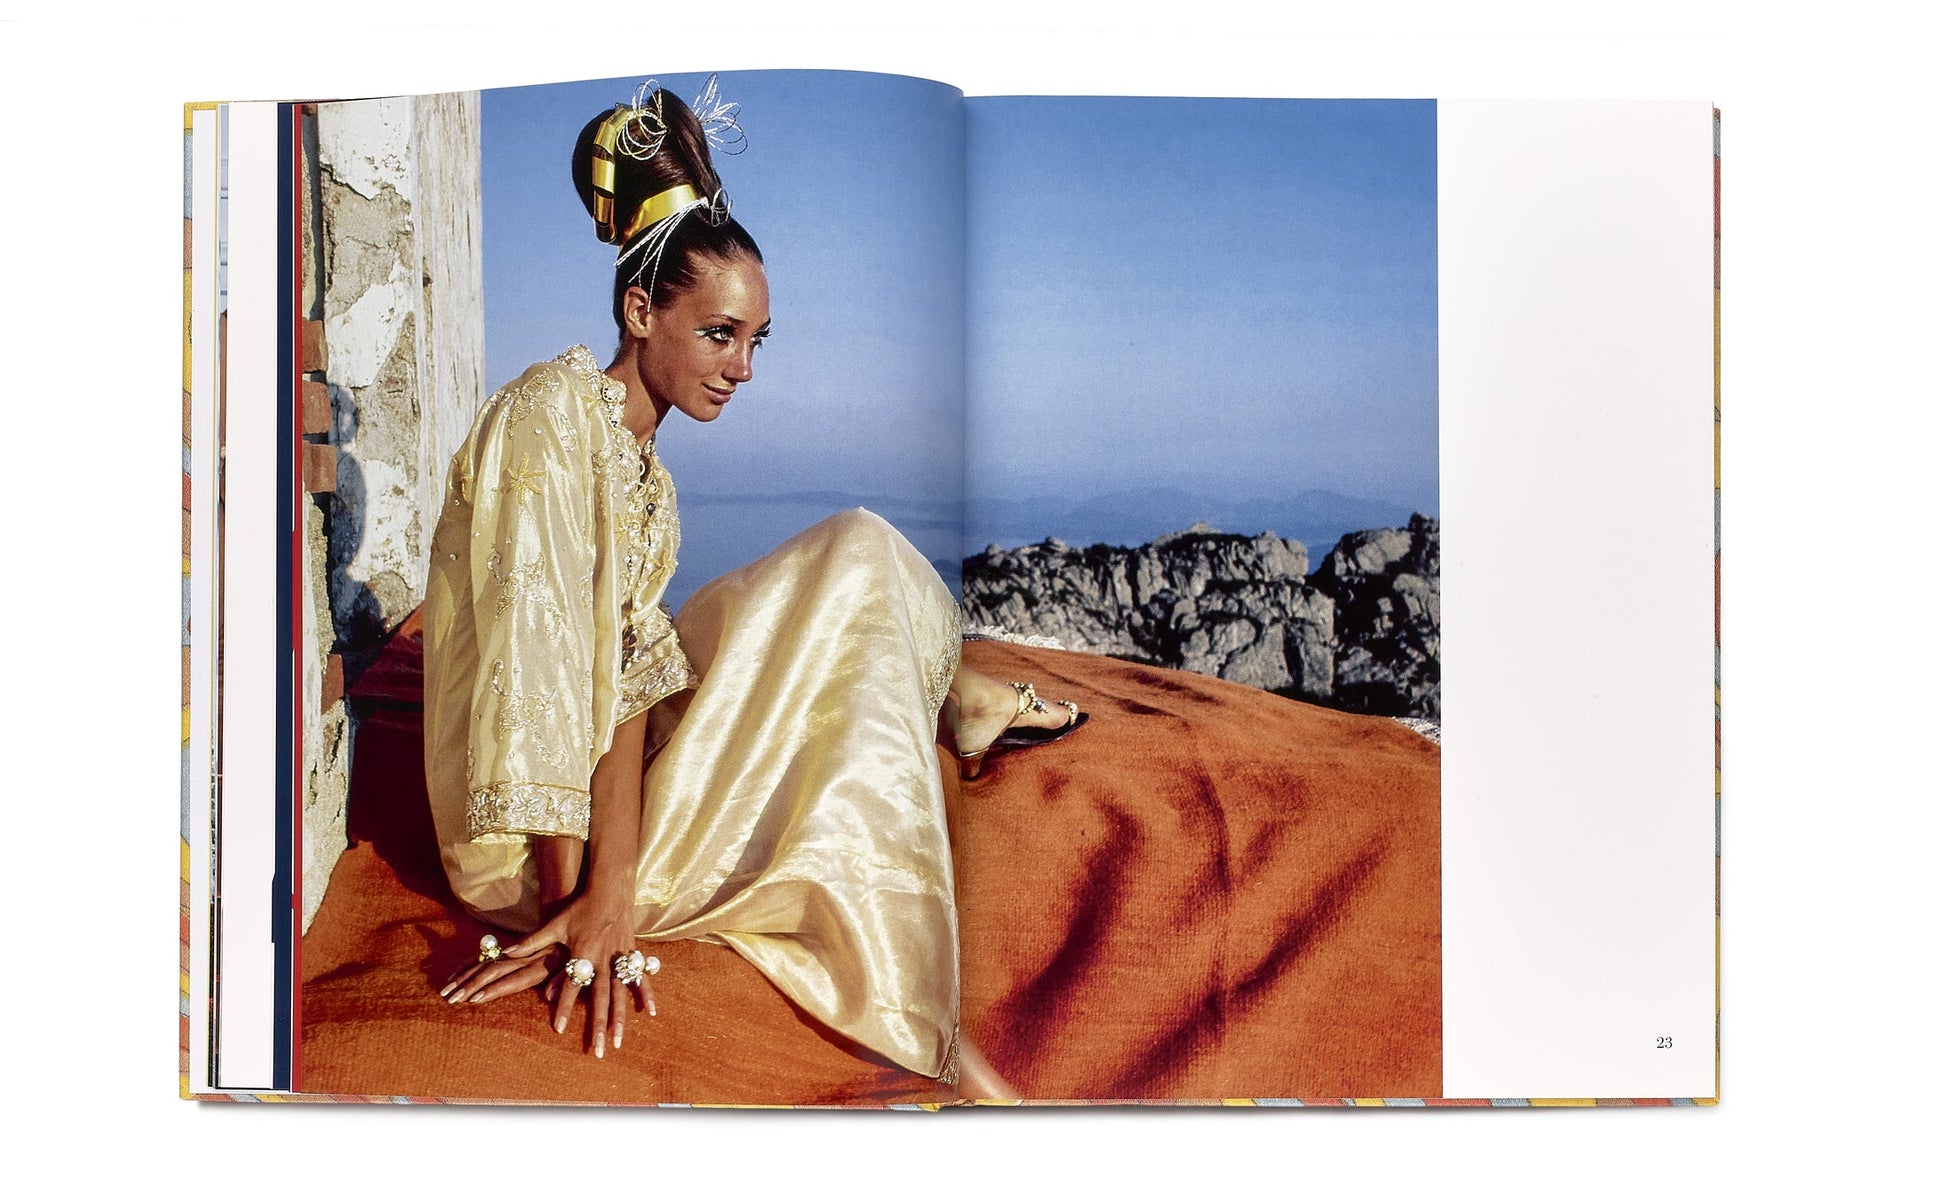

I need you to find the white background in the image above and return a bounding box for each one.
[1,2,1935,1185]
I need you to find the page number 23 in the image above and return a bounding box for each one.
[1655,1036,1673,1049]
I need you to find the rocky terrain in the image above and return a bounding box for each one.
[960,514,1439,719]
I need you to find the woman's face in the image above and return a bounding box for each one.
[634,253,771,425]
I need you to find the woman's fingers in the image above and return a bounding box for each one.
[503,922,564,960]
[443,957,530,1003]
[441,924,663,1057]
[442,957,529,1004]
[442,947,657,1058]
[591,971,612,1058]
[552,968,582,1035]
[439,960,486,998]
[610,976,634,1051]
[467,955,553,1004]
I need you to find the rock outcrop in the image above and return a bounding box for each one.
[961,515,1439,718]
[1310,515,1440,717]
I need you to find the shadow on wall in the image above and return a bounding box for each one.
[323,380,392,687]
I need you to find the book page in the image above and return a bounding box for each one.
[218,70,977,1105]
[959,94,1714,1100]
[963,94,1446,1101]
[185,73,1712,1108]
[1438,100,1715,1098]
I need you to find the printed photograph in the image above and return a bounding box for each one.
[288,71,1440,1105]
[951,96,1441,1099]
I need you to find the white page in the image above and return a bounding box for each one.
[212,100,283,1091]
[1439,99,1716,1097]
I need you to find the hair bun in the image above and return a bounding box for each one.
[572,78,742,248]
[569,77,764,332]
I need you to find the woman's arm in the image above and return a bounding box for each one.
[531,701,648,920]
[442,711,651,1056]
[532,835,582,918]
[545,709,651,1055]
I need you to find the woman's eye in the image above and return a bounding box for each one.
[698,326,735,344]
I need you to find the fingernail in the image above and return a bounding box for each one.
[468,992,484,1003]
[438,983,456,997]
[556,1020,565,1034]
[649,1004,657,1017]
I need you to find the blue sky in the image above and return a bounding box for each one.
[481,75,1437,594]
[967,96,1438,525]
[482,70,967,505]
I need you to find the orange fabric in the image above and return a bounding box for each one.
[956,641,1441,1100]
[303,619,939,1106]
[298,625,1439,1103]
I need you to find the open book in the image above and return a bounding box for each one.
[182,69,1716,1106]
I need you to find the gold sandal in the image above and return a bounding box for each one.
[956,682,1088,781]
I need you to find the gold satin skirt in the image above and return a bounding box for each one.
[629,508,962,1080]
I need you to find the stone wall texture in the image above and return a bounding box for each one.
[300,93,484,931]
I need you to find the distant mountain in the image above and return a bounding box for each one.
[966,486,1426,563]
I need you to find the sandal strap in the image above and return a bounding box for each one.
[1054,699,1079,729]
[1008,681,1048,717]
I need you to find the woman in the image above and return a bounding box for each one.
[420,82,1077,1099]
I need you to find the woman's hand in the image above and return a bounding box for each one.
[437,894,654,1058]
[507,889,651,1058]
[439,714,656,1055]
[440,939,557,1007]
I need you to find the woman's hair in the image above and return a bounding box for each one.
[571,87,763,331]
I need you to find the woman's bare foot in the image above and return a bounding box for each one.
[937,665,1089,778]
[947,668,1074,757]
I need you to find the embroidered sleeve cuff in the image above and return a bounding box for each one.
[613,633,699,726]
[465,780,592,841]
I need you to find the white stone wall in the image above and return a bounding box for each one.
[300,92,484,931]
[318,93,484,636]
[302,502,349,931]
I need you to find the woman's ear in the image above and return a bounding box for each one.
[622,285,654,339]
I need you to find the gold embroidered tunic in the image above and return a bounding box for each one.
[424,345,694,862]
[422,346,962,1083]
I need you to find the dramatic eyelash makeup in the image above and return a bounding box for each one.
[695,324,771,346]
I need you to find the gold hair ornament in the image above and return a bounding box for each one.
[589,82,670,244]
[618,184,702,246]
[597,76,746,300]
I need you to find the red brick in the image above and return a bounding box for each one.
[322,653,345,711]
[302,443,337,494]
[300,319,327,373]
[301,379,332,435]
